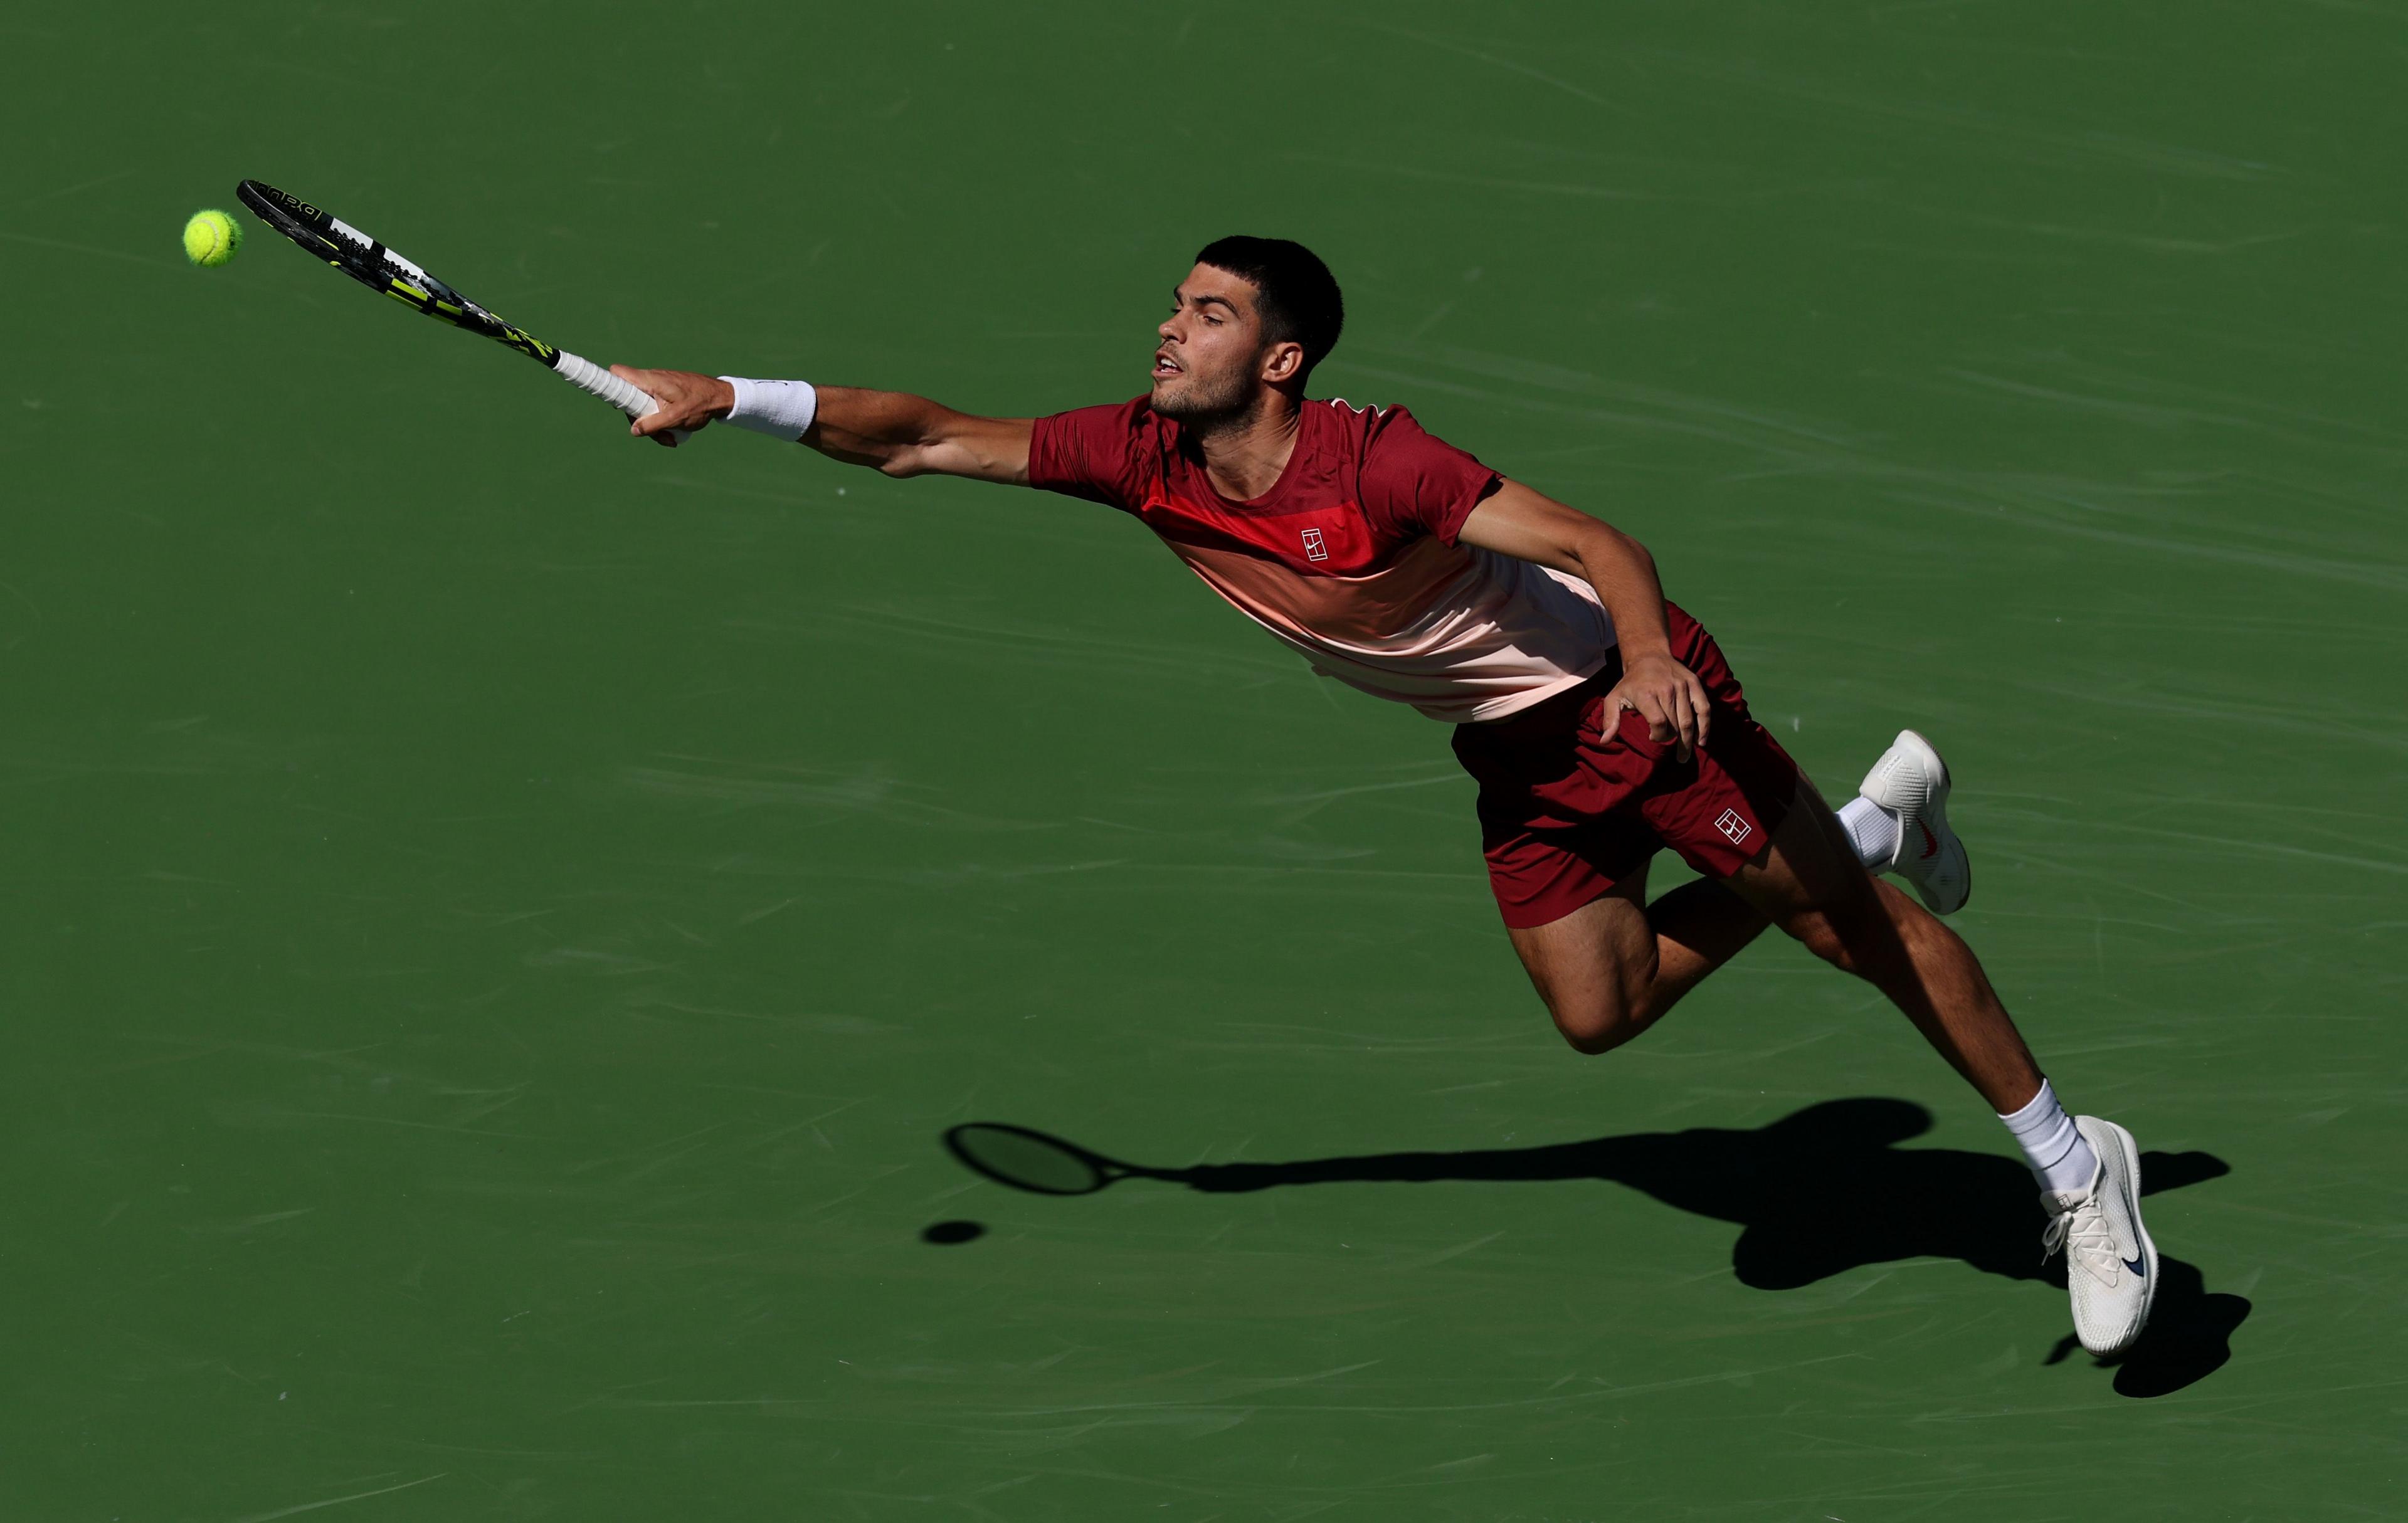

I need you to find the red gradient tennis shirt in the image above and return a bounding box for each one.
[1028,396,1617,722]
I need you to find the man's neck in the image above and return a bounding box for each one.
[1188,394,1303,503]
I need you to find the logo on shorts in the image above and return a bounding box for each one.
[1715,809,1752,846]
[1301,527,1329,562]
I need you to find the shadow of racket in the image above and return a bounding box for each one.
[943,1123,1175,1196]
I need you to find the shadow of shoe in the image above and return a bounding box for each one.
[2111,1258,2251,1398]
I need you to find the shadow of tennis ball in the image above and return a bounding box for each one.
[921,1220,986,1245]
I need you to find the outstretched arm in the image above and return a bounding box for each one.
[1458,479,1713,758]
[606,366,1032,484]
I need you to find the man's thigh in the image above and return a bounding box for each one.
[1719,776,1881,935]
[1503,861,1656,1041]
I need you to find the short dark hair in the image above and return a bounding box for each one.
[1195,236,1344,384]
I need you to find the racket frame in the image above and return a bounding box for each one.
[235,179,671,427]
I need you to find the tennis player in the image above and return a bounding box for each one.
[613,238,2157,1356]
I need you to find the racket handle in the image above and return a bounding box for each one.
[554,350,691,442]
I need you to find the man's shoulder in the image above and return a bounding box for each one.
[1042,393,1161,433]
[1028,394,1168,505]
[1311,395,1403,428]
[1301,396,1496,542]
[1307,396,1443,451]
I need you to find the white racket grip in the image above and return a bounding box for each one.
[554,350,691,442]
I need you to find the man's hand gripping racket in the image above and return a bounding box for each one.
[605,369,739,446]
[235,179,690,444]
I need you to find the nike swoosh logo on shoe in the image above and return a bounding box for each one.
[2123,1254,2147,1277]
[1918,822,1941,860]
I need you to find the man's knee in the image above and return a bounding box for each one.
[1536,967,1654,1055]
[1548,993,1637,1055]
[1788,915,1853,978]
[1506,889,1661,1057]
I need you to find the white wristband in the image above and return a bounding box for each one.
[718,376,819,440]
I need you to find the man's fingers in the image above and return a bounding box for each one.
[1597,693,1627,743]
[1607,659,1716,759]
[1602,692,1650,746]
[1671,685,1699,760]
[613,364,696,425]
[1640,691,1676,743]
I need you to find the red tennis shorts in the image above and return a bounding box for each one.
[1449,604,1803,929]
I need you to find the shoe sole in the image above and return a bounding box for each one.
[2089,1118,2159,1356]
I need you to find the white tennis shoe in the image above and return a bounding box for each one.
[1857,729,1971,915]
[2043,1116,2159,1356]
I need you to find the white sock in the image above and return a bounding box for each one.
[1999,1079,2099,1195]
[1837,795,1899,869]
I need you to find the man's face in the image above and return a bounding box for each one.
[1152,263,1269,420]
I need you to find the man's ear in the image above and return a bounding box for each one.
[1260,341,1306,385]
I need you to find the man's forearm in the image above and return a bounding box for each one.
[1457,480,1674,658]
[609,366,1033,482]
[804,387,981,476]
[1571,524,1675,661]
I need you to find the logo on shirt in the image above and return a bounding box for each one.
[1301,527,1329,562]
[1715,809,1753,846]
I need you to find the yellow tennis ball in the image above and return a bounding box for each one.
[182,209,241,268]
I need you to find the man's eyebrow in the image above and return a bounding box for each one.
[1173,287,1242,314]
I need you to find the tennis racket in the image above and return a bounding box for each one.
[235,179,682,437]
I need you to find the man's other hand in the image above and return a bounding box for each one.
[1602,651,1712,761]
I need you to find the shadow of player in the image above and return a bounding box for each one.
[943,1097,2248,1398]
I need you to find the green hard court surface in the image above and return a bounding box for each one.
[4,3,2402,1517]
